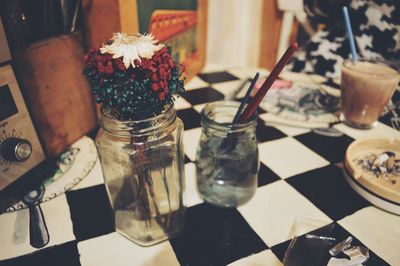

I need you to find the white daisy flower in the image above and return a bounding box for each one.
[100,33,164,68]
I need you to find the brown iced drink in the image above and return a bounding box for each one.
[341,60,400,128]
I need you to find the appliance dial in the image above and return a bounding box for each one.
[1,138,32,162]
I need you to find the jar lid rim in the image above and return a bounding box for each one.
[101,103,174,123]
[200,101,257,132]
[100,104,176,136]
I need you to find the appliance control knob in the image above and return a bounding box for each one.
[1,138,32,162]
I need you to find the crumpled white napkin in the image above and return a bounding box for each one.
[327,246,369,266]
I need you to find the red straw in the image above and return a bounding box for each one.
[240,43,299,122]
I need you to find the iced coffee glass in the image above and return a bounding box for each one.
[341,59,400,129]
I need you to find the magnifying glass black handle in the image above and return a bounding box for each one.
[28,203,49,248]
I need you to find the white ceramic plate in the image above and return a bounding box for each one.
[343,166,400,215]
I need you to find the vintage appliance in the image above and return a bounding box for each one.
[0,19,45,190]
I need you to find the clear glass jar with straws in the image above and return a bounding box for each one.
[196,101,259,207]
[195,43,298,208]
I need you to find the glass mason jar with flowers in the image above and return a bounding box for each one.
[84,33,186,246]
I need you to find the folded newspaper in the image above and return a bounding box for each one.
[237,72,341,129]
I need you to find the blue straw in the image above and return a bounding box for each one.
[342,6,358,61]
[232,72,260,125]
[219,72,260,152]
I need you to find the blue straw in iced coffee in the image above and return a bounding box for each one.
[342,6,358,61]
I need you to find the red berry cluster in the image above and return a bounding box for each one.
[137,47,175,101]
[84,48,126,76]
[83,47,176,101]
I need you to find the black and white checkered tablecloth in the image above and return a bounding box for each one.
[1,66,399,266]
